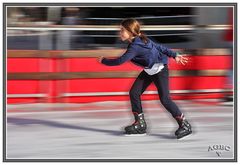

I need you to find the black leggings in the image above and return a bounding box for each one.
[129,65,182,118]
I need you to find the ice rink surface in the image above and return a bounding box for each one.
[6,100,235,160]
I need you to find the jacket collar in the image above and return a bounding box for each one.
[131,36,141,44]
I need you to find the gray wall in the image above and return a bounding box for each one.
[193,7,232,48]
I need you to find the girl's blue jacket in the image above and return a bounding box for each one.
[101,36,178,69]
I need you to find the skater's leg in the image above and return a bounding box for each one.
[125,70,152,135]
[152,65,192,139]
[152,65,182,118]
[129,70,152,114]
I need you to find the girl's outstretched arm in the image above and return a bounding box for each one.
[152,40,188,65]
[152,40,178,59]
[99,45,137,66]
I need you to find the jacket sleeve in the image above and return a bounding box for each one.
[152,41,178,59]
[101,44,137,66]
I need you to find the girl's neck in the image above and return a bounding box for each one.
[128,36,135,43]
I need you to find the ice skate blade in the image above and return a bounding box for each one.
[177,132,192,140]
[124,133,147,136]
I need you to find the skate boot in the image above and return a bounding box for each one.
[175,114,192,139]
[124,113,147,136]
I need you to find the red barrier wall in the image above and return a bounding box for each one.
[7,50,232,104]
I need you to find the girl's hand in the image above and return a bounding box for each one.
[98,56,104,63]
[175,54,188,65]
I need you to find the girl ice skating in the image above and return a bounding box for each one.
[99,18,192,139]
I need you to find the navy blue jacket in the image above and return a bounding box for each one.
[101,36,178,68]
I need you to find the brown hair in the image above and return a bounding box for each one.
[120,18,148,44]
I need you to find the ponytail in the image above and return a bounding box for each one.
[138,32,148,44]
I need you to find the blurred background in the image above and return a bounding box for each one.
[7,6,234,104]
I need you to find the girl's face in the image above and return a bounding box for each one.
[119,25,132,42]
